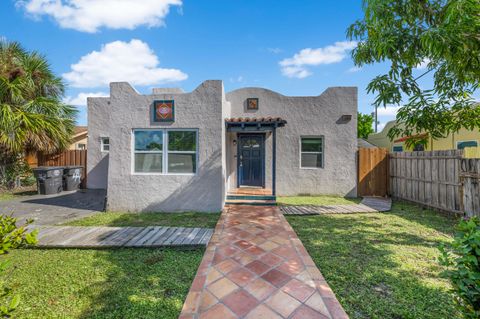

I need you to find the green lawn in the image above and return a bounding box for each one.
[5,248,203,319]
[64,211,221,228]
[286,201,460,319]
[0,189,36,201]
[277,195,361,206]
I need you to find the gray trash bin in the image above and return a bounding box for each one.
[63,166,83,191]
[33,167,64,195]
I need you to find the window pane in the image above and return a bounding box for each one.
[301,138,322,152]
[168,153,196,173]
[393,146,403,152]
[168,131,196,151]
[301,153,322,168]
[458,141,478,149]
[135,153,162,173]
[135,131,163,151]
[102,138,109,145]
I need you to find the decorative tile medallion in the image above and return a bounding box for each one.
[246,98,259,110]
[153,100,174,122]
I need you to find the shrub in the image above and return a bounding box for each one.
[0,215,37,317]
[439,217,480,319]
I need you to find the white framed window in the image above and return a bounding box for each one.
[77,143,86,150]
[457,140,478,150]
[300,136,324,168]
[101,137,110,152]
[132,129,197,175]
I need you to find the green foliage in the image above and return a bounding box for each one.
[0,40,77,188]
[358,112,375,138]
[0,157,30,190]
[439,217,480,318]
[0,215,37,317]
[347,0,480,144]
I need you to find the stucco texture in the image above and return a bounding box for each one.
[88,81,225,212]
[226,87,358,197]
[87,81,358,212]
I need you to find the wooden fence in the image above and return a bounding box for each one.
[358,147,389,197]
[37,150,87,188]
[389,150,464,214]
[461,158,480,217]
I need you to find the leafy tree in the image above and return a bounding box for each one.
[348,0,480,146]
[358,112,375,138]
[0,40,77,186]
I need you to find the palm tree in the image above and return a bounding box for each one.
[0,40,77,186]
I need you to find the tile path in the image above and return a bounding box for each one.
[179,205,348,319]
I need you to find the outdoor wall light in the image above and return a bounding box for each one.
[341,114,352,121]
[233,140,237,146]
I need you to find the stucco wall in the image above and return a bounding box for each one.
[87,97,111,189]
[226,87,358,197]
[87,81,224,212]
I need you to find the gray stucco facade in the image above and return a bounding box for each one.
[87,80,357,212]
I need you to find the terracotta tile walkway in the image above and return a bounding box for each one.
[179,205,348,319]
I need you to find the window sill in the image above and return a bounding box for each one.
[300,167,324,170]
[131,172,197,176]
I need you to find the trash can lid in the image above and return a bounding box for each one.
[33,166,65,171]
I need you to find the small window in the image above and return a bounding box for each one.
[457,140,478,150]
[77,143,86,150]
[300,137,323,168]
[392,145,403,152]
[134,131,163,173]
[413,144,424,151]
[101,137,110,152]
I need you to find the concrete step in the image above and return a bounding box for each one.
[225,199,277,206]
[226,195,276,201]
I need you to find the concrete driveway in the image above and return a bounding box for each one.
[0,189,106,225]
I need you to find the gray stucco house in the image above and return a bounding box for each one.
[87,80,357,212]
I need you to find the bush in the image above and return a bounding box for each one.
[0,215,37,317]
[439,217,480,319]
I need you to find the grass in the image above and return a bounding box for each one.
[0,189,37,201]
[4,248,203,319]
[63,211,221,228]
[277,195,361,206]
[286,201,460,319]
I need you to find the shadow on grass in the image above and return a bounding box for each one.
[286,203,460,319]
[76,247,204,319]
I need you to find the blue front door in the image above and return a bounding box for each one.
[238,134,265,187]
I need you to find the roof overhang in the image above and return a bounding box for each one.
[225,117,287,132]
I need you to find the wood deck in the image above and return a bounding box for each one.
[281,197,392,215]
[32,225,214,248]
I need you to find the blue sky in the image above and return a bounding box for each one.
[0,0,428,128]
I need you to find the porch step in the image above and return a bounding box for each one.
[226,195,276,201]
[225,199,277,206]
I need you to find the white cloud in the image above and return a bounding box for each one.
[229,76,244,83]
[377,105,401,117]
[18,0,182,33]
[347,66,362,73]
[63,39,188,88]
[377,122,386,132]
[279,41,357,78]
[415,58,431,70]
[64,92,109,106]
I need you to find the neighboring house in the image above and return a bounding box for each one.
[358,138,377,149]
[69,126,88,150]
[367,120,480,152]
[26,126,88,167]
[87,81,358,212]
